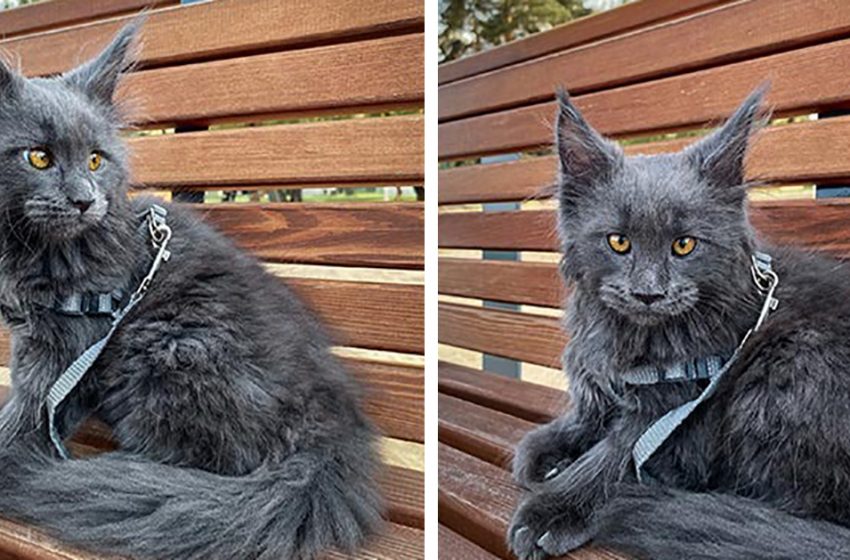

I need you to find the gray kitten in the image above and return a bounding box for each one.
[509,86,850,559]
[0,22,382,560]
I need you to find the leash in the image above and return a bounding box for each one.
[45,204,172,459]
[626,251,779,482]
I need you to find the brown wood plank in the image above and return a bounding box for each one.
[0,518,422,560]
[439,303,565,368]
[347,360,424,443]
[439,393,534,468]
[437,0,726,84]
[0,0,175,38]
[129,116,424,188]
[439,201,850,258]
[381,466,424,530]
[440,0,850,121]
[439,258,564,307]
[4,0,423,76]
[289,279,423,354]
[115,33,423,126]
[438,36,850,159]
[439,524,500,560]
[439,443,622,560]
[197,202,423,269]
[438,361,567,424]
[439,116,850,204]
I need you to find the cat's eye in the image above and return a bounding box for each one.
[672,236,697,257]
[88,152,103,172]
[24,148,51,170]
[607,233,631,254]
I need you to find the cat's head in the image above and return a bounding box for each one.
[0,21,140,242]
[556,86,768,326]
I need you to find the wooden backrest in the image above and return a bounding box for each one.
[438,0,850,382]
[0,0,424,451]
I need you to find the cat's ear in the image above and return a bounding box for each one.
[0,56,23,98]
[555,89,622,210]
[687,84,769,200]
[63,19,143,106]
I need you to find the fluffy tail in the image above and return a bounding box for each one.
[593,484,850,560]
[0,444,382,560]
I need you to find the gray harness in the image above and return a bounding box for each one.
[623,252,779,482]
[46,204,172,459]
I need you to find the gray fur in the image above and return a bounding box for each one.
[0,22,381,559]
[509,86,850,559]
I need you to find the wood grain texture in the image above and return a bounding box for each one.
[437,0,726,84]
[115,33,423,125]
[0,0,175,38]
[438,361,567,423]
[289,279,423,354]
[324,524,423,560]
[439,443,623,560]
[128,116,423,188]
[440,0,850,121]
[439,258,564,307]
[439,393,534,467]
[439,303,565,368]
[439,525,501,560]
[439,35,850,159]
[380,465,425,529]
[439,116,850,204]
[346,360,424,443]
[197,202,423,269]
[3,0,423,76]
[440,201,850,257]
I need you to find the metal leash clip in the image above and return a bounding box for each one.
[129,206,172,306]
[740,252,779,347]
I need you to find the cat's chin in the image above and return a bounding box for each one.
[27,210,108,241]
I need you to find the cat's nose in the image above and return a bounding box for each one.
[70,198,94,214]
[633,292,665,305]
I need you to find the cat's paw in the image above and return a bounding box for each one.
[508,494,593,560]
[512,428,573,487]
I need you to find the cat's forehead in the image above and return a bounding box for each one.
[597,153,713,229]
[4,77,106,140]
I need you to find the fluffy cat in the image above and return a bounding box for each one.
[0,22,382,560]
[509,85,850,560]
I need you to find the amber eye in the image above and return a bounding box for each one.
[607,233,631,254]
[88,152,103,172]
[25,148,51,170]
[672,236,697,257]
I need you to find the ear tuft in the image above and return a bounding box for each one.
[687,83,770,199]
[0,52,22,98]
[555,88,622,212]
[63,18,144,106]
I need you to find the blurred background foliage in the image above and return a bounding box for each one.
[439,0,631,62]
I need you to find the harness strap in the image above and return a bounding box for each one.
[631,251,779,482]
[46,204,172,459]
[55,290,124,317]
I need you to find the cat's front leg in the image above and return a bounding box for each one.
[508,419,639,560]
[513,373,614,487]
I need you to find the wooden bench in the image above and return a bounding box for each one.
[0,1,423,558]
[438,0,850,557]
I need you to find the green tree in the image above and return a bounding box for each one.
[439,0,592,63]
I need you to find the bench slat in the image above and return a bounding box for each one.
[439,361,566,423]
[439,524,501,559]
[200,202,422,269]
[4,0,423,76]
[439,303,565,368]
[440,0,850,121]
[130,116,423,188]
[439,116,850,204]
[439,393,533,467]
[440,201,850,258]
[114,33,423,126]
[439,258,563,307]
[0,0,175,38]
[437,0,725,84]
[439,36,850,159]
